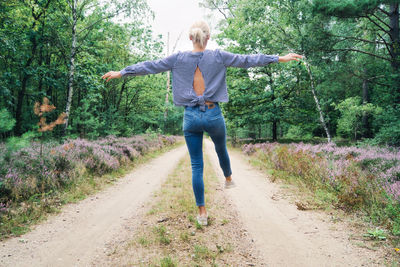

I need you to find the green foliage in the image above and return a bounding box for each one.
[285,125,313,140]
[5,131,37,154]
[201,0,399,145]
[153,225,171,245]
[373,105,400,146]
[313,0,383,17]
[0,0,182,142]
[0,108,15,133]
[334,97,382,140]
[159,256,177,267]
[363,227,387,240]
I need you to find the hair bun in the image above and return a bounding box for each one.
[189,21,210,48]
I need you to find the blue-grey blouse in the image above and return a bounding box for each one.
[120,49,279,111]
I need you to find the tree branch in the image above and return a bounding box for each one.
[350,71,391,86]
[332,35,385,45]
[210,0,228,20]
[76,10,122,36]
[377,7,390,16]
[371,13,391,29]
[363,15,390,34]
[332,48,392,61]
[377,32,394,58]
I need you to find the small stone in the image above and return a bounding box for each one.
[157,218,169,223]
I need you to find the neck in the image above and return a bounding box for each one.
[192,43,206,52]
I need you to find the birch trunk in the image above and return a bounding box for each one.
[164,32,170,122]
[63,0,77,136]
[304,61,332,143]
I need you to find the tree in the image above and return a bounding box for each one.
[313,0,400,103]
[334,96,381,140]
[61,0,150,136]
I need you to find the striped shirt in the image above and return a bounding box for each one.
[120,49,279,110]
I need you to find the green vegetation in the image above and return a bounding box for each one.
[0,0,183,141]
[202,0,399,146]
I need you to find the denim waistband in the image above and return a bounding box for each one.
[185,102,219,112]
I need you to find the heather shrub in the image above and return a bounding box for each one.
[242,141,400,231]
[0,134,177,204]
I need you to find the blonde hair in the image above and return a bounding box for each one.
[189,21,210,48]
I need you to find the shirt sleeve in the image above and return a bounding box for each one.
[218,50,279,68]
[120,52,179,77]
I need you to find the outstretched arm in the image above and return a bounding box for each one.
[101,52,179,83]
[218,50,303,68]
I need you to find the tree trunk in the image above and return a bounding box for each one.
[389,4,400,103]
[117,79,127,111]
[63,0,77,136]
[272,119,278,141]
[362,69,372,138]
[164,71,170,119]
[164,32,170,123]
[15,78,28,136]
[304,62,332,142]
[270,84,278,141]
[15,34,38,136]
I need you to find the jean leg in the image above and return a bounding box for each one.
[207,116,232,178]
[184,131,205,206]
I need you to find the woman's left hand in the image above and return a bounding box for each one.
[278,53,304,63]
[101,71,122,82]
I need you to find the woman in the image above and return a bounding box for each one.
[102,21,302,226]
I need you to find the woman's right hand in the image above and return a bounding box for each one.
[278,53,303,63]
[101,71,122,82]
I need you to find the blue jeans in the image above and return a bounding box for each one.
[183,103,232,207]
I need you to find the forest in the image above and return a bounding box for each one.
[0,0,399,146]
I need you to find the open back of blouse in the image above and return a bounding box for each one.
[193,67,205,96]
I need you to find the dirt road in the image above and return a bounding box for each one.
[0,139,388,266]
[204,139,386,267]
[0,145,187,267]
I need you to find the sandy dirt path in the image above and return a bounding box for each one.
[0,145,187,267]
[204,139,386,267]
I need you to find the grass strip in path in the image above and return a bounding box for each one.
[102,152,265,266]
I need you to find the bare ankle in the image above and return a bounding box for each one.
[226,176,232,181]
[198,206,207,216]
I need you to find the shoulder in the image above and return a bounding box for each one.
[206,49,225,64]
